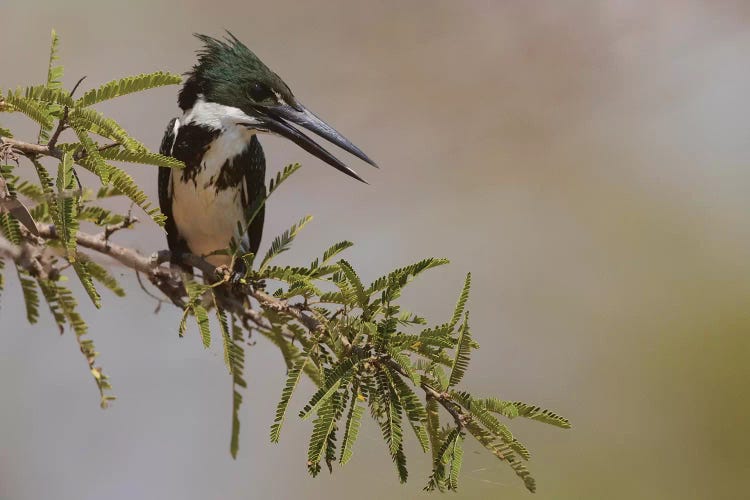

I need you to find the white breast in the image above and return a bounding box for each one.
[171,124,255,267]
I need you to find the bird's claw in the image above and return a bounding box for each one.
[229,270,247,286]
[216,264,247,288]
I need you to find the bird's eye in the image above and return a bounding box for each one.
[248,82,274,102]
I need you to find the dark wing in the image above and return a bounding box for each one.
[241,135,267,256]
[158,118,191,270]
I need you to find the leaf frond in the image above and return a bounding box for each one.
[76,72,182,107]
[511,401,571,429]
[270,354,311,443]
[447,312,472,388]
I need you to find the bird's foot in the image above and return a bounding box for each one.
[216,264,247,288]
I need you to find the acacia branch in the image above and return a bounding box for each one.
[3,221,465,428]
[1,135,120,163]
[1,136,58,159]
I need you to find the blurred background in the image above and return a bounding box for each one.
[2,1,750,499]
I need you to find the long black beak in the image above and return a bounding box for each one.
[256,102,376,183]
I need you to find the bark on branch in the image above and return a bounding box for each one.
[3,221,464,428]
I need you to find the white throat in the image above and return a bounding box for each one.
[182,96,263,131]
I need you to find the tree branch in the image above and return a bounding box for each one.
[1,136,59,159]
[5,221,465,428]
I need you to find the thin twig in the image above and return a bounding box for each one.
[70,76,87,98]
[102,214,137,241]
[47,106,69,150]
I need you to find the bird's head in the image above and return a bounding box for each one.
[179,33,375,181]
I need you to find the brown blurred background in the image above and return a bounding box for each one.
[2,1,750,499]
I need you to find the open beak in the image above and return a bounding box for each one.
[252,102,376,183]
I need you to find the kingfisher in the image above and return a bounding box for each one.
[158,33,375,275]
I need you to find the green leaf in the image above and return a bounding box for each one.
[299,356,361,421]
[270,354,310,442]
[319,240,353,266]
[511,438,531,461]
[55,152,79,261]
[425,427,460,491]
[51,281,113,407]
[307,396,339,476]
[387,345,420,386]
[45,29,63,90]
[98,145,184,168]
[184,281,211,346]
[4,90,54,129]
[85,259,125,297]
[0,211,21,245]
[22,85,73,107]
[449,273,471,331]
[511,401,571,429]
[367,257,450,301]
[447,312,472,388]
[268,163,301,195]
[429,364,449,391]
[230,384,243,458]
[389,369,429,453]
[69,106,146,151]
[482,397,519,418]
[448,433,464,490]
[77,206,126,226]
[12,179,46,202]
[194,304,211,348]
[424,397,441,462]
[72,260,101,308]
[0,126,13,137]
[37,278,66,333]
[371,368,406,481]
[94,185,124,199]
[338,260,368,310]
[70,127,109,183]
[452,391,512,442]
[258,215,313,272]
[216,308,246,459]
[77,155,164,226]
[339,390,365,465]
[31,159,55,197]
[75,72,183,107]
[237,164,302,257]
[464,421,536,492]
[17,270,40,323]
[56,283,86,336]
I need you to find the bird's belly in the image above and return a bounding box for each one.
[172,176,244,267]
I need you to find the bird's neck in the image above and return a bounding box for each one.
[174,103,257,189]
[181,97,261,131]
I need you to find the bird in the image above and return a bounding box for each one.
[158,33,375,277]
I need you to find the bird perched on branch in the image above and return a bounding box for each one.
[158,33,375,276]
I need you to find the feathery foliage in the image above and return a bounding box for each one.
[447,311,473,388]
[4,90,55,129]
[85,258,125,297]
[17,270,41,323]
[38,29,63,142]
[339,389,365,465]
[1,31,179,226]
[0,30,570,494]
[75,72,183,107]
[55,152,78,261]
[270,354,311,442]
[98,145,184,168]
[258,214,312,272]
[511,401,572,429]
